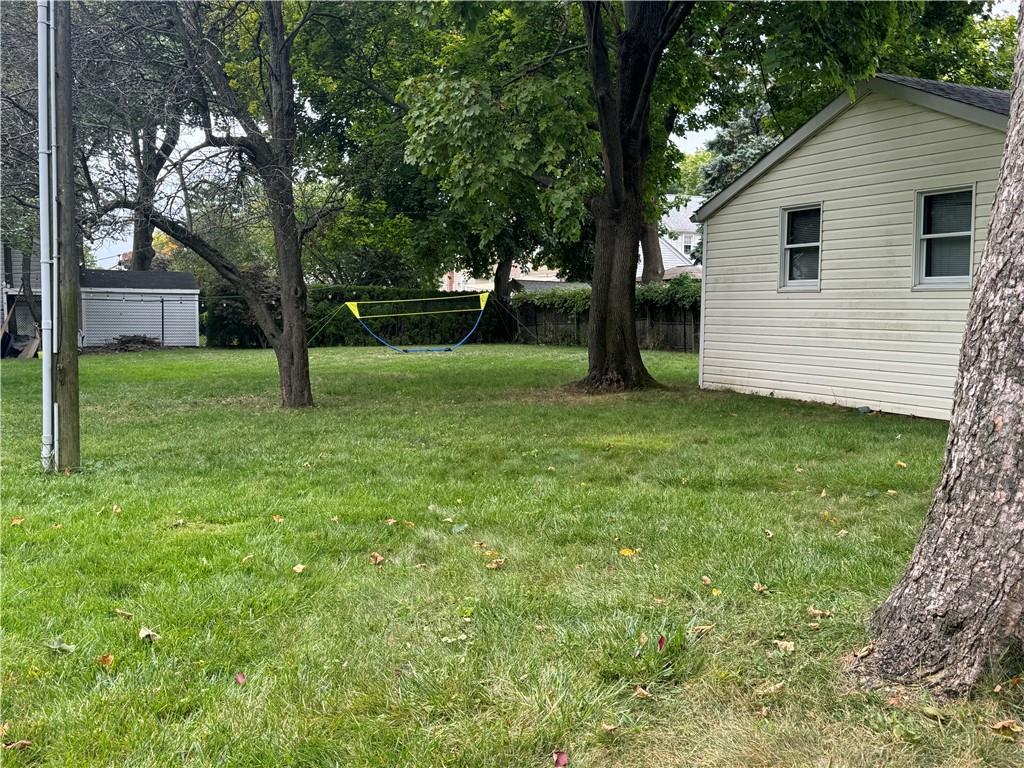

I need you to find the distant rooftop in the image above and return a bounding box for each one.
[875,74,1010,116]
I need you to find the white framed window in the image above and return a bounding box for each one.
[779,204,821,291]
[914,187,974,288]
[683,234,693,255]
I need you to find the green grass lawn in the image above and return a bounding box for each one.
[2,345,1021,767]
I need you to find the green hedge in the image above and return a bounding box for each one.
[510,274,701,314]
[204,284,506,349]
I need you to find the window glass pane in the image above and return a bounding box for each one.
[925,236,971,278]
[786,208,820,245]
[923,190,972,235]
[788,246,819,281]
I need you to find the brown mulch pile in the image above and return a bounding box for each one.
[82,335,164,354]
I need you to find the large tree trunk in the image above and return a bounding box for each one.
[858,16,1024,697]
[583,195,652,389]
[492,255,516,342]
[131,216,156,271]
[130,124,178,271]
[579,1,693,390]
[640,218,664,283]
[262,0,312,408]
[493,256,513,303]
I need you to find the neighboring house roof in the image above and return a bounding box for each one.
[80,268,198,291]
[874,73,1011,116]
[662,194,704,235]
[694,76,1009,223]
[663,265,703,280]
[510,279,589,293]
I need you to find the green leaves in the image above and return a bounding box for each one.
[510,275,702,314]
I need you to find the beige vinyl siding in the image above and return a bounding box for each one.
[700,91,1004,420]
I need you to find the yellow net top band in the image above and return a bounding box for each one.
[345,292,488,320]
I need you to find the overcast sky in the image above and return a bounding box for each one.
[92,0,1020,267]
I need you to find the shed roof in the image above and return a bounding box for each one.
[80,269,198,291]
[694,76,1009,223]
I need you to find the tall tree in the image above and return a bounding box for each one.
[81,2,322,406]
[857,10,1024,698]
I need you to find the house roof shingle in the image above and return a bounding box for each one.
[875,74,1010,116]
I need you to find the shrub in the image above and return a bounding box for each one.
[510,275,701,314]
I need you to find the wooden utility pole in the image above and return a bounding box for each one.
[53,0,80,470]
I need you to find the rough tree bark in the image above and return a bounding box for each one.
[640,218,664,283]
[260,0,311,407]
[579,1,693,390]
[857,14,1024,697]
[130,123,179,270]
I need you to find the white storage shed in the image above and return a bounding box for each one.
[80,269,200,347]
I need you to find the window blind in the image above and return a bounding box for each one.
[924,190,972,235]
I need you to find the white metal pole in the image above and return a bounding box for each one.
[37,0,55,471]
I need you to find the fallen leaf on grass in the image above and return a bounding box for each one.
[896,460,908,468]
[138,626,160,642]
[171,518,186,528]
[633,685,651,699]
[111,504,122,515]
[369,552,385,566]
[45,637,75,653]
[657,634,667,651]
[241,554,255,564]
[689,624,715,637]
[753,582,769,594]
[0,724,7,737]
[763,529,774,539]
[701,575,712,586]
[600,723,619,733]
[836,529,849,538]
[292,564,306,574]
[807,622,822,631]
[234,672,246,686]
[403,520,415,528]
[114,608,133,620]
[886,490,898,497]
[330,516,339,523]
[271,515,284,524]
[795,466,805,474]
[97,653,114,668]
[485,558,506,570]
[552,750,569,766]
[711,588,722,596]
[853,643,874,658]
[990,719,1022,737]
[2,740,31,750]
[921,705,946,721]
[10,517,24,526]
[820,488,827,498]
[385,518,398,525]
[618,548,636,557]
[807,606,834,619]
[51,523,62,529]
[755,681,785,697]
[451,523,469,534]
[775,640,795,654]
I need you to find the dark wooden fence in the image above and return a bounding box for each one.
[513,303,700,352]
